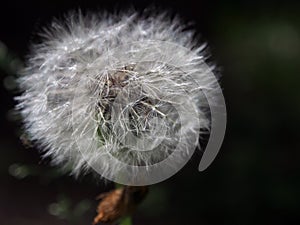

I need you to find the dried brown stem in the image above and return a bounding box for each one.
[93,186,148,225]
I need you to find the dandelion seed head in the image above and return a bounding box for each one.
[16,10,218,184]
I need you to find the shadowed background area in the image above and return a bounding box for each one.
[0,0,299,225]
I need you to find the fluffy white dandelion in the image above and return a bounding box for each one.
[16,10,219,185]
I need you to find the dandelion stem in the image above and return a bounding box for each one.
[115,183,133,225]
[120,216,132,225]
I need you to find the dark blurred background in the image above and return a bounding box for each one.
[1,0,300,225]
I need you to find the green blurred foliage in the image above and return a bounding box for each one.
[48,195,92,224]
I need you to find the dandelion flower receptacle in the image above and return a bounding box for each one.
[16,10,225,186]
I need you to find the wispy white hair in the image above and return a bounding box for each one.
[16,9,217,181]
